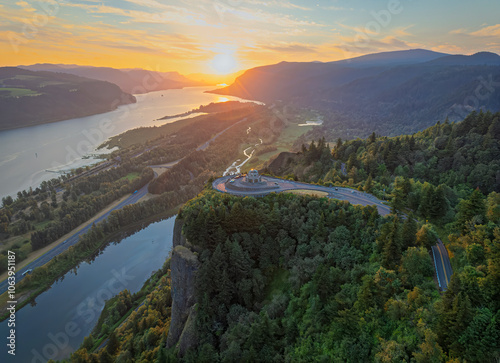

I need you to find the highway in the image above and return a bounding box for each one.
[0,182,150,295]
[431,239,454,291]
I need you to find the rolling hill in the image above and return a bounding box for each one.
[19,64,208,94]
[0,67,136,130]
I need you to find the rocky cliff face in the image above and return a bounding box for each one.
[166,217,200,355]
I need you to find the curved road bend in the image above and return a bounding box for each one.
[0,182,150,295]
[213,175,392,216]
[213,175,453,290]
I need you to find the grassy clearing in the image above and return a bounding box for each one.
[277,123,313,148]
[32,220,52,230]
[40,81,66,87]
[0,234,30,254]
[285,189,329,197]
[119,172,140,182]
[11,75,43,81]
[0,87,41,97]
[257,147,288,163]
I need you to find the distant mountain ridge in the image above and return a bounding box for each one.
[19,64,208,94]
[0,67,136,130]
[330,48,450,67]
[211,49,500,138]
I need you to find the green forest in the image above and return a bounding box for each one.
[43,109,500,362]
[0,67,136,130]
[70,182,499,362]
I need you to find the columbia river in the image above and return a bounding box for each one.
[0,86,253,200]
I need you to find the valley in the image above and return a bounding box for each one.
[0,29,499,361]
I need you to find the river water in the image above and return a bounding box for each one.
[0,86,251,200]
[1,216,176,362]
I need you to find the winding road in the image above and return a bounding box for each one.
[213,175,392,216]
[213,175,453,290]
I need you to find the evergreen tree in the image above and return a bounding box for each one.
[415,224,436,250]
[382,217,402,269]
[364,174,373,193]
[429,185,450,220]
[457,189,486,233]
[413,329,444,363]
[401,214,418,250]
[107,331,119,355]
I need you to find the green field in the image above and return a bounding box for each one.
[119,172,140,182]
[0,87,41,97]
[277,122,313,147]
[285,189,329,197]
[11,75,43,81]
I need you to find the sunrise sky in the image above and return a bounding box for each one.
[1,0,499,76]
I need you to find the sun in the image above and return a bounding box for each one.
[209,52,239,75]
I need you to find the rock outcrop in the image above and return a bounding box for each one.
[166,218,200,354]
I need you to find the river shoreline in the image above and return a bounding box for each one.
[0,86,253,200]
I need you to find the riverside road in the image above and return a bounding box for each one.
[0,182,150,295]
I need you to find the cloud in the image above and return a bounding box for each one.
[220,6,321,28]
[260,42,317,53]
[63,2,210,27]
[121,0,173,9]
[470,24,500,37]
[212,0,313,11]
[337,22,379,36]
[333,36,422,57]
[449,28,467,35]
[430,44,466,54]
[15,1,36,12]
[450,24,500,37]
[321,6,355,11]
[393,25,414,37]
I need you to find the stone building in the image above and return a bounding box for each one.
[246,169,261,183]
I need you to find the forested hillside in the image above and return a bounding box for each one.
[74,188,499,362]
[64,110,500,362]
[272,110,499,200]
[213,51,500,139]
[20,64,205,94]
[0,67,135,130]
[332,110,500,194]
